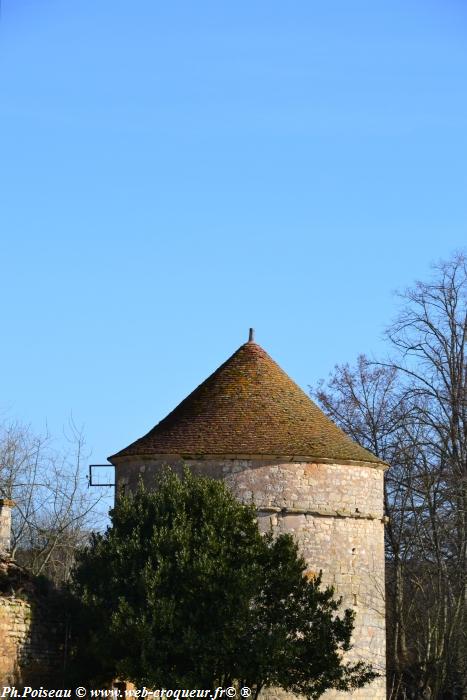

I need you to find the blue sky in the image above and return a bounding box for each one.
[1,1,466,487]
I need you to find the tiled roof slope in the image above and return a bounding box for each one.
[109,341,385,465]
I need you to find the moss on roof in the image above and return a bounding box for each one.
[109,341,385,465]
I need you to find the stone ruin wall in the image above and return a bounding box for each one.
[116,457,387,700]
[0,593,63,686]
[0,500,64,686]
[0,596,31,685]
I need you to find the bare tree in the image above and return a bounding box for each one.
[0,419,106,585]
[313,252,467,699]
[384,253,467,699]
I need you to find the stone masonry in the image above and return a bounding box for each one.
[0,500,64,686]
[115,456,387,700]
[0,596,33,684]
[0,499,15,556]
[0,590,64,686]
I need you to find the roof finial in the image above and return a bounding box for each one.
[248,328,255,343]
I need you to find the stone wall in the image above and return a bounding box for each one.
[115,456,387,700]
[0,597,28,684]
[0,559,65,686]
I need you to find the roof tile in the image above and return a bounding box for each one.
[109,341,385,465]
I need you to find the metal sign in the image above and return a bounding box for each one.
[88,464,115,487]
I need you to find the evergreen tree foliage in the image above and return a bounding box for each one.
[71,469,376,698]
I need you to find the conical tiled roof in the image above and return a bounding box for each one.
[109,339,385,465]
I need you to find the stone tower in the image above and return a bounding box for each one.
[109,334,387,699]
